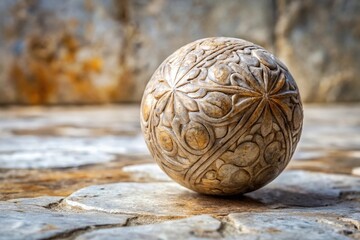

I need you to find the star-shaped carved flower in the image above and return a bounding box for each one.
[223,49,301,136]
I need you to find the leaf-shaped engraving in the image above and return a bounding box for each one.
[230,169,250,187]
[264,141,283,164]
[193,48,205,57]
[249,66,264,89]
[176,92,199,112]
[202,58,216,68]
[232,96,257,113]
[252,49,277,69]
[162,94,174,127]
[187,88,207,99]
[153,81,170,99]
[230,73,241,86]
[178,82,200,93]
[221,142,260,167]
[208,64,231,85]
[273,90,298,99]
[237,48,251,55]
[270,103,289,140]
[200,92,232,118]
[155,92,170,115]
[187,68,201,80]
[156,127,174,152]
[240,54,260,67]
[183,53,197,66]
[270,73,286,94]
[262,66,270,92]
[176,66,191,84]
[174,95,189,124]
[230,76,261,99]
[214,126,227,138]
[292,105,303,130]
[218,164,239,179]
[261,106,273,137]
[216,53,227,60]
[223,51,240,64]
[171,116,182,138]
[215,159,225,169]
[253,133,265,146]
[141,94,154,122]
[229,62,262,93]
[267,67,281,91]
[265,132,275,144]
[176,156,191,166]
[200,39,220,51]
[198,67,208,81]
[271,99,292,122]
[161,63,173,84]
[248,124,260,136]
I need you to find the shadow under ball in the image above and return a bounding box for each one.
[140,37,303,195]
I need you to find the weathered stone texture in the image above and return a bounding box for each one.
[120,0,276,101]
[0,197,131,240]
[75,215,222,240]
[275,0,360,102]
[0,0,124,104]
[0,104,360,239]
[227,211,357,240]
[64,170,360,216]
[0,0,359,104]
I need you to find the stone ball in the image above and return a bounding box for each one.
[140,37,303,195]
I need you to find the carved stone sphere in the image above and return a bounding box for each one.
[140,37,303,195]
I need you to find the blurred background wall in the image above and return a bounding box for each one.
[0,0,359,105]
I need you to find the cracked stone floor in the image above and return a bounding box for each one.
[0,104,359,240]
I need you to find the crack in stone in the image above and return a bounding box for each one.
[42,215,225,240]
[124,215,185,227]
[42,222,132,240]
[44,198,64,210]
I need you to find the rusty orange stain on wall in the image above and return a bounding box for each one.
[8,32,132,105]
[3,0,142,105]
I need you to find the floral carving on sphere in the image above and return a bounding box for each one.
[141,37,303,195]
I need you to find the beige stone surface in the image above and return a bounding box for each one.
[0,197,131,240]
[76,215,222,240]
[75,215,222,240]
[63,170,360,216]
[64,182,265,216]
[122,163,171,182]
[227,211,358,240]
[0,104,359,239]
